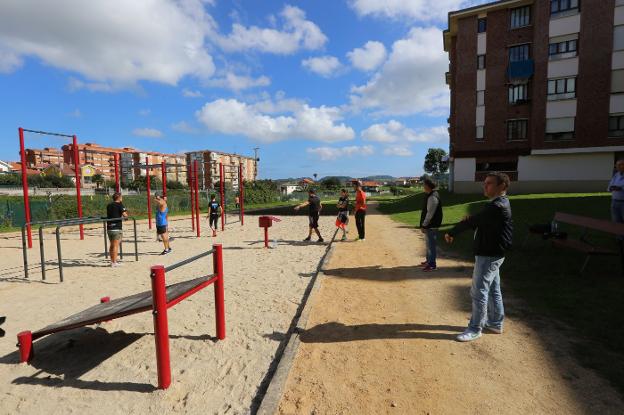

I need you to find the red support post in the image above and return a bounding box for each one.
[194,160,200,237]
[17,330,33,363]
[150,265,171,389]
[239,164,244,226]
[19,128,32,248]
[189,164,195,231]
[220,163,225,232]
[72,136,84,240]
[213,244,226,340]
[161,160,167,198]
[146,157,152,229]
[114,153,120,193]
[264,227,269,248]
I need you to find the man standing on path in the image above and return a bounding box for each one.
[155,193,172,255]
[294,189,324,243]
[207,194,222,237]
[609,159,624,241]
[445,172,513,342]
[106,192,128,267]
[354,181,367,241]
[420,178,443,272]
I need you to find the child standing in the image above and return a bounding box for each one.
[336,189,349,241]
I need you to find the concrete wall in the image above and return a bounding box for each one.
[454,157,476,181]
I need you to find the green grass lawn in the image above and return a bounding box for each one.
[379,190,624,394]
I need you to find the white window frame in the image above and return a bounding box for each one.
[547,77,576,100]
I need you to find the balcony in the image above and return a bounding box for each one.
[507,59,534,80]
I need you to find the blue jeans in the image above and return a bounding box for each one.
[424,228,437,267]
[612,199,624,240]
[468,256,505,333]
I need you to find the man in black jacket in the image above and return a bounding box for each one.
[419,178,443,271]
[445,172,513,342]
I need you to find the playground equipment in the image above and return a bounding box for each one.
[259,216,281,248]
[18,128,85,249]
[16,244,225,390]
[21,216,139,281]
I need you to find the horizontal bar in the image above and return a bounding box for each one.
[22,129,74,138]
[166,274,218,309]
[165,249,215,273]
[25,216,102,228]
[53,217,136,228]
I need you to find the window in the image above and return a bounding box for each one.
[510,6,531,29]
[508,83,528,104]
[476,161,518,172]
[615,26,624,51]
[551,0,579,15]
[609,114,624,137]
[478,18,487,33]
[476,90,485,106]
[548,39,578,57]
[546,117,575,141]
[477,54,486,69]
[612,70,624,93]
[507,119,528,140]
[476,126,485,141]
[547,77,576,100]
[509,44,530,62]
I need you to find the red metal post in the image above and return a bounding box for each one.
[264,227,269,248]
[72,136,84,240]
[114,153,120,193]
[220,163,225,231]
[17,330,33,363]
[100,296,110,303]
[189,164,195,231]
[161,160,167,198]
[19,128,32,248]
[239,164,244,226]
[146,157,152,229]
[213,244,226,340]
[150,265,171,389]
[194,160,200,237]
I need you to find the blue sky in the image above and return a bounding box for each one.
[0,0,487,179]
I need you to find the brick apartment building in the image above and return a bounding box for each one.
[444,0,624,193]
[120,151,187,184]
[186,150,258,189]
[25,147,64,169]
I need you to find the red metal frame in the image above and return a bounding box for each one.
[150,265,171,389]
[114,153,120,193]
[146,157,152,229]
[18,128,32,248]
[194,160,200,237]
[72,136,84,240]
[239,164,244,226]
[189,164,195,231]
[220,163,225,232]
[161,160,167,198]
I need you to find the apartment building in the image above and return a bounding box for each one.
[25,147,64,168]
[61,142,135,180]
[120,152,187,184]
[444,0,624,193]
[186,150,258,189]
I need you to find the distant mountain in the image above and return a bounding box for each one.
[362,175,395,181]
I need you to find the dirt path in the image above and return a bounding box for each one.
[277,207,624,414]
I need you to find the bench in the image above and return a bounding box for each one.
[551,212,624,274]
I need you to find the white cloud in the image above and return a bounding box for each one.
[132,128,163,138]
[350,27,449,116]
[348,0,488,23]
[196,98,355,143]
[0,48,23,73]
[362,121,448,143]
[0,0,216,87]
[68,77,116,93]
[182,88,204,98]
[206,72,271,91]
[171,121,199,134]
[215,5,327,54]
[383,145,413,157]
[307,145,374,161]
[139,109,151,116]
[68,109,82,118]
[347,41,386,72]
[301,56,343,78]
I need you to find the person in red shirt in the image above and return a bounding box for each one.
[354,181,367,241]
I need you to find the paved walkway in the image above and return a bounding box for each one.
[277,208,624,414]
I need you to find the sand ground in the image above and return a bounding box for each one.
[278,207,624,415]
[0,214,331,414]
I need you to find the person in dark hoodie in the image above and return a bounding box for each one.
[445,172,513,342]
[419,178,443,272]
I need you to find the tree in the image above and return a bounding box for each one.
[92,173,104,189]
[321,176,341,190]
[313,173,318,182]
[423,148,449,179]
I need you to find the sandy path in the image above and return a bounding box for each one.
[0,214,331,414]
[278,207,624,415]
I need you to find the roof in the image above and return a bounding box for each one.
[361,181,380,187]
[10,162,41,175]
[186,149,256,160]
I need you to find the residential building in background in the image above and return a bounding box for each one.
[61,142,135,181]
[444,0,624,193]
[186,150,258,189]
[25,147,64,168]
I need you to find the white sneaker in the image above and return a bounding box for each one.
[456,331,482,342]
[484,325,503,334]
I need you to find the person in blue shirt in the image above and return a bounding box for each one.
[154,193,171,255]
[207,195,222,237]
[609,159,624,241]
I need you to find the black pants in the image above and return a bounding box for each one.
[355,210,366,239]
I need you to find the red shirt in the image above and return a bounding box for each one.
[355,189,366,211]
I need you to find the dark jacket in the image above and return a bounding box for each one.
[420,191,443,229]
[448,195,513,257]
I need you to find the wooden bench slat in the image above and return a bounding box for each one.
[554,212,624,236]
[552,239,617,255]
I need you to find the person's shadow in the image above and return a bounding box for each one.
[297,322,464,343]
